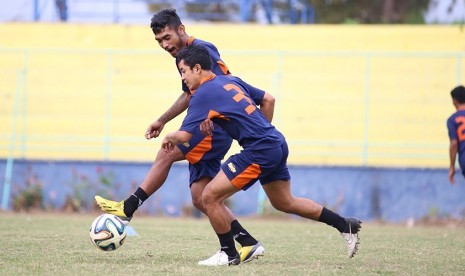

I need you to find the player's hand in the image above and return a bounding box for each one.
[161,137,175,152]
[448,167,456,185]
[200,119,214,136]
[145,120,164,139]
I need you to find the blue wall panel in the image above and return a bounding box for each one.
[1,159,464,222]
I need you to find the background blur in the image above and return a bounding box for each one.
[1,0,465,222]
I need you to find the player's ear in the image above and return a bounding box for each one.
[178,24,185,35]
[194,64,201,73]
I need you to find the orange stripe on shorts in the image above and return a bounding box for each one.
[184,135,212,164]
[231,163,261,189]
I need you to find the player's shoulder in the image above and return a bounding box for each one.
[192,38,218,51]
[196,76,228,94]
[202,76,226,90]
[448,111,465,123]
[214,74,241,83]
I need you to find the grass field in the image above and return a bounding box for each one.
[1,212,465,275]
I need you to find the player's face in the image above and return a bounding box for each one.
[178,60,201,91]
[154,25,186,57]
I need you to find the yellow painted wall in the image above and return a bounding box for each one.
[1,24,464,167]
[2,24,464,52]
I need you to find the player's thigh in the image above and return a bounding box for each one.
[262,180,293,207]
[203,170,239,203]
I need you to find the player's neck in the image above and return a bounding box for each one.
[457,104,465,111]
[181,33,191,46]
[200,71,215,85]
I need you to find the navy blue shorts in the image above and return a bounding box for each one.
[188,161,220,186]
[177,125,232,185]
[221,141,291,191]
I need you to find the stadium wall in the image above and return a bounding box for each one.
[1,24,464,167]
[1,24,465,220]
[1,159,463,222]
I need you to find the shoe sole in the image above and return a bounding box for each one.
[349,233,360,258]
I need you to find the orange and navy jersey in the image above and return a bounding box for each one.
[180,74,283,151]
[177,124,232,165]
[173,36,233,167]
[176,37,230,93]
[447,110,465,169]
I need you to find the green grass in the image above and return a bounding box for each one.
[1,212,465,275]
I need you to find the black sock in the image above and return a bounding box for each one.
[123,187,148,217]
[318,207,346,233]
[217,230,238,258]
[231,220,257,247]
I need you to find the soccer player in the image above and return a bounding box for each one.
[161,44,362,266]
[447,85,465,184]
[95,8,268,263]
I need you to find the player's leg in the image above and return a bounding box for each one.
[190,175,264,262]
[198,171,241,266]
[262,141,361,258]
[261,179,323,219]
[262,179,361,258]
[95,146,185,223]
[189,176,209,214]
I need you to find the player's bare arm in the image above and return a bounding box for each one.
[259,92,275,123]
[145,92,191,139]
[449,138,458,184]
[161,130,193,152]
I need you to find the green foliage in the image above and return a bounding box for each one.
[12,175,43,212]
[63,168,117,212]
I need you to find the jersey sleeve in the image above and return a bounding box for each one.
[230,76,265,105]
[447,116,458,140]
[180,87,217,133]
[203,44,230,75]
[241,81,265,105]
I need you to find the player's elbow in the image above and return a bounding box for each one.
[262,92,275,107]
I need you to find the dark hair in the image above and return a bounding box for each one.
[177,45,212,70]
[150,8,182,34]
[451,85,465,103]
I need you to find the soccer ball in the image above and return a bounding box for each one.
[89,214,127,251]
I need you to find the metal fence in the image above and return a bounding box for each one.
[1,48,463,168]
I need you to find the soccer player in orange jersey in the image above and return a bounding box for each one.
[447,85,465,184]
[95,8,271,263]
[161,45,362,265]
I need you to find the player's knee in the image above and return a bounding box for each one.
[155,147,184,163]
[269,199,293,213]
[201,190,217,209]
[191,194,204,211]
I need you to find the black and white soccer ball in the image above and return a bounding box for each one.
[89,214,127,251]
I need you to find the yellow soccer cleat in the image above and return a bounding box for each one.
[238,241,265,263]
[94,195,132,225]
